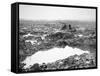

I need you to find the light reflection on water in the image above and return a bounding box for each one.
[22,46,90,69]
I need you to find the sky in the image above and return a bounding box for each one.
[19,5,96,21]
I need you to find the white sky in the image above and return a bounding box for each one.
[19,5,96,21]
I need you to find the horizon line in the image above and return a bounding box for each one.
[19,18,96,22]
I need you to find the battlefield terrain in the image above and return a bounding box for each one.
[19,20,96,72]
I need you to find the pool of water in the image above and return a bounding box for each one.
[22,46,90,69]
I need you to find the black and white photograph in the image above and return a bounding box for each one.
[18,3,97,73]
